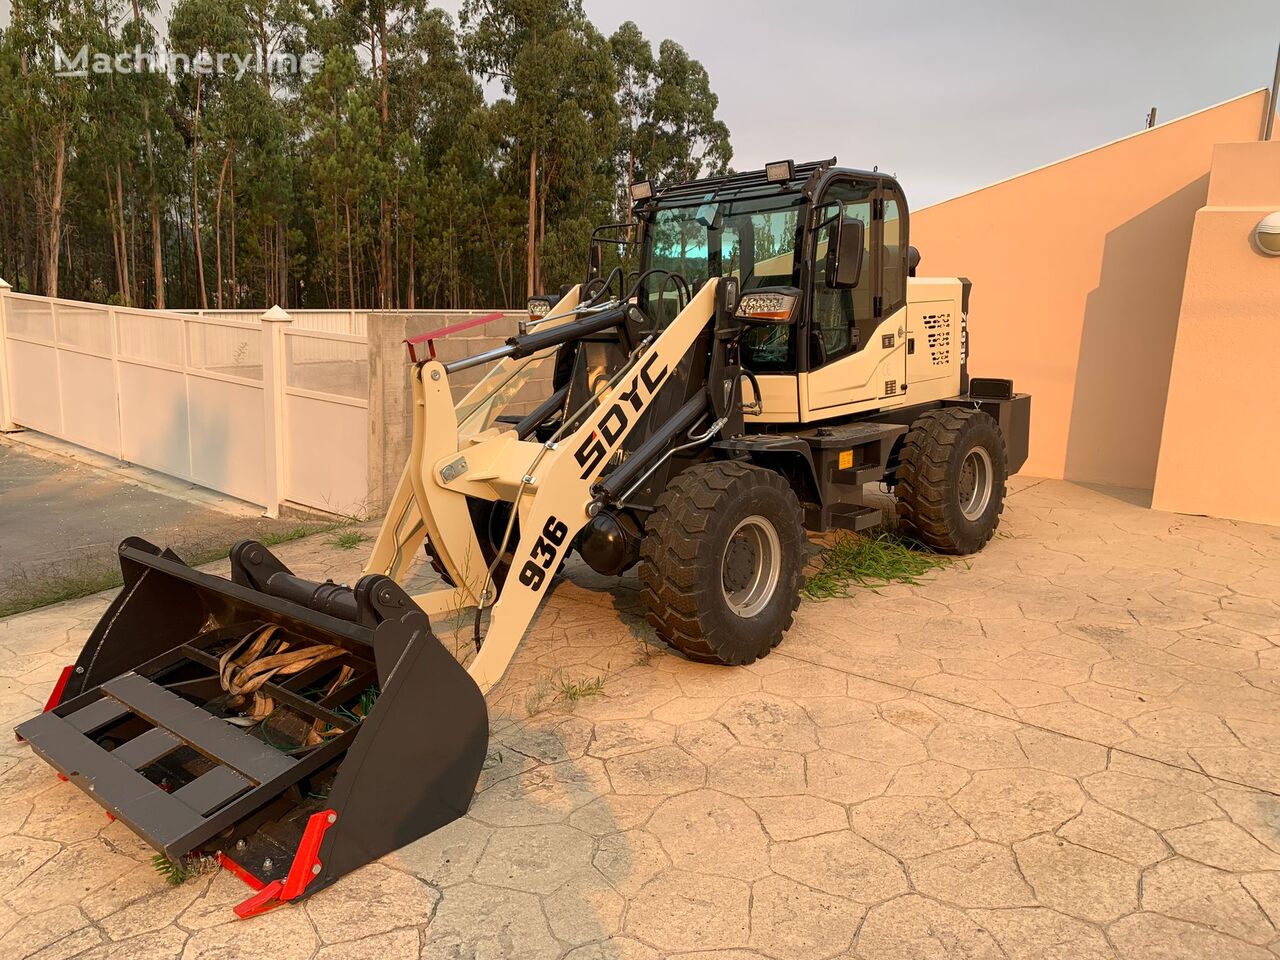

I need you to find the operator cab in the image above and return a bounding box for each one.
[627,159,910,383]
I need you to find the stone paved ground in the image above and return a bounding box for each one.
[1,477,1279,959]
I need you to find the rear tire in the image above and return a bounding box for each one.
[894,407,1007,554]
[639,461,806,665]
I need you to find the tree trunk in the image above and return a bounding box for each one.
[128,0,165,308]
[191,77,208,309]
[538,160,552,293]
[46,127,67,298]
[106,168,123,297]
[214,148,231,310]
[407,214,415,310]
[229,162,237,308]
[276,222,288,309]
[526,146,537,298]
[345,198,356,309]
[116,166,131,306]
[377,8,391,308]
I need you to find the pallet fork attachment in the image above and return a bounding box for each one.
[18,280,725,916]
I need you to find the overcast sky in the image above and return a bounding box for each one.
[4,0,1276,206]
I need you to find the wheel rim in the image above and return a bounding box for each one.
[721,515,782,618]
[957,446,994,521]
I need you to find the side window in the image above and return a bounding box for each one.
[881,191,906,314]
[810,181,875,368]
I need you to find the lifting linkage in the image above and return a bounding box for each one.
[16,276,739,918]
[368,276,734,694]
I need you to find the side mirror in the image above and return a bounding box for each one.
[587,244,602,280]
[907,245,921,277]
[825,219,864,289]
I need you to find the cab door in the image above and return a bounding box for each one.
[802,180,908,416]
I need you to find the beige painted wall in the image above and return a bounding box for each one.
[1152,141,1280,526]
[911,90,1269,488]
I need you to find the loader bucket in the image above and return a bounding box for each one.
[15,537,488,917]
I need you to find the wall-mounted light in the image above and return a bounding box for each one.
[1256,212,1280,256]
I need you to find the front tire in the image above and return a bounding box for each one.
[639,461,806,665]
[894,407,1007,554]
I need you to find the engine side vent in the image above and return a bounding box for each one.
[884,380,897,396]
[920,312,952,366]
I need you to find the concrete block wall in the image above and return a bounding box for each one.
[366,311,554,514]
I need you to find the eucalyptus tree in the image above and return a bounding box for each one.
[169,0,252,308]
[123,0,179,307]
[300,41,380,307]
[0,0,736,309]
[642,39,732,185]
[460,0,619,297]
[608,20,653,224]
[3,1,107,296]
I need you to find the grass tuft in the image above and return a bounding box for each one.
[554,675,606,703]
[149,855,212,885]
[260,521,346,548]
[804,529,950,600]
[327,530,369,550]
[0,567,124,619]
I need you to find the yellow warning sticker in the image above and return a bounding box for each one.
[838,450,854,470]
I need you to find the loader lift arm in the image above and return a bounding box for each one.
[374,278,727,694]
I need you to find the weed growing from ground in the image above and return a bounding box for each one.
[804,529,950,599]
[327,530,369,550]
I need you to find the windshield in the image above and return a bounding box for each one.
[639,193,805,371]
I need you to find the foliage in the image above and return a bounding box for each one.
[0,4,733,309]
[804,530,952,599]
[327,529,369,549]
[150,852,215,885]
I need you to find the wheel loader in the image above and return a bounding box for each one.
[16,157,1030,917]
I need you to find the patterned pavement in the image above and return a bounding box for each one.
[1,477,1279,959]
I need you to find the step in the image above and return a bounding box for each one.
[804,504,883,533]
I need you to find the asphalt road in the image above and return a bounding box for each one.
[0,441,308,608]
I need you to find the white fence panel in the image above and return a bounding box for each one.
[58,350,119,455]
[285,394,368,516]
[0,293,529,517]
[189,376,269,505]
[0,289,274,509]
[6,338,61,435]
[281,327,369,516]
[118,362,190,481]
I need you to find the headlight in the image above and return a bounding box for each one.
[736,287,800,324]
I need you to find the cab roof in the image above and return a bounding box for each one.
[647,158,895,209]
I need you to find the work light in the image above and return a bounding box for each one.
[765,160,794,183]
[526,296,555,329]
[630,179,654,201]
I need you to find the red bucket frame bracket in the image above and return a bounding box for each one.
[232,808,338,919]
